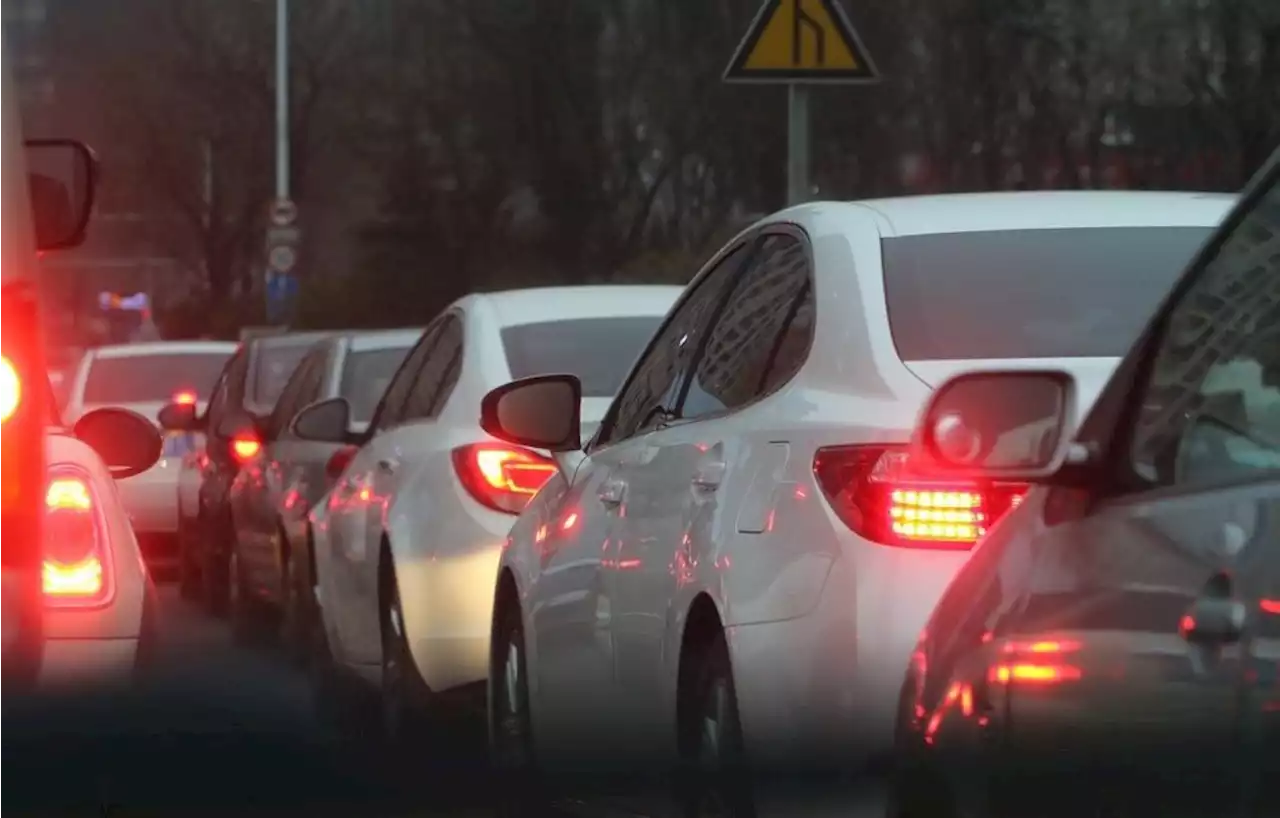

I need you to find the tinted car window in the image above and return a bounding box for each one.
[341,347,412,424]
[81,353,231,404]
[501,316,666,399]
[251,341,314,408]
[883,226,1214,360]
[403,317,462,421]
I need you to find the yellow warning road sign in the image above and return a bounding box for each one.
[724,0,879,83]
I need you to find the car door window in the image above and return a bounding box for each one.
[598,242,752,446]
[368,323,441,433]
[206,351,247,441]
[269,350,322,439]
[678,233,814,421]
[1130,172,1280,487]
[403,315,463,421]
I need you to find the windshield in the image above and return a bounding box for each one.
[501,316,666,398]
[882,226,1214,360]
[80,353,231,404]
[339,347,411,424]
[251,342,313,408]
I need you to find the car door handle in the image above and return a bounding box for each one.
[377,457,399,474]
[691,460,726,491]
[599,477,627,507]
[1180,597,1247,646]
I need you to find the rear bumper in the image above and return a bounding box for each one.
[39,637,140,687]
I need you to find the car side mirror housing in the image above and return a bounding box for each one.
[24,139,98,251]
[480,374,582,452]
[74,407,162,479]
[291,397,352,444]
[157,401,201,432]
[910,370,1078,481]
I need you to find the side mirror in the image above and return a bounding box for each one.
[911,370,1077,481]
[157,401,201,432]
[480,374,582,452]
[24,139,98,251]
[291,397,352,444]
[74,408,162,479]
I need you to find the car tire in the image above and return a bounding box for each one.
[676,629,755,818]
[491,599,546,817]
[279,532,314,667]
[228,548,272,646]
[378,573,430,750]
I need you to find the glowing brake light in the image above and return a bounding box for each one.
[0,354,20,424]
[452,443,558,514]
[813,446,1026,549]
[173,390,197,405]
[231,434,262,462]
[42,472,111,606]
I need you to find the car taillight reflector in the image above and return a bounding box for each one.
[812,445,1026,549]
[452,443,558,515]
[0,354,20,424]
[42,472,111,606]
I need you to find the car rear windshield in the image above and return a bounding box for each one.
[340,347,412,424]
[882,226,1214,360]
[501,316,665,398]
[252,342,314,408]
[81,353,231,404]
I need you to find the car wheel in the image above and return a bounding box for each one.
[280,541,314,667]
[491,600,545,817]
[379,572,429,748]
[229,548,272,646]
[678,629,755,818]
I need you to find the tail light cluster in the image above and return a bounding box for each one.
[0,354,20,424]
[813,445,1026,549]
[231,434,262,463]
[452,443,558,515]
[43,471,112,607]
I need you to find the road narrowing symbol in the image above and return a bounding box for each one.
[723,0,879,83]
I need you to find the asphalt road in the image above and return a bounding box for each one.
[4,586,495,818]
[4,586,888,818]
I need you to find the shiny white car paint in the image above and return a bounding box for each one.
[309,286,684,693]
[492,191,1235,775]
[40,430,151,687]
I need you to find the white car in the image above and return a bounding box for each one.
[63,341,237,575]
[479,191,1234,812]
[303,285,683,740]
[38,386,164,687]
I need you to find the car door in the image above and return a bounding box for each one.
[522,241,751,754]
[609,231,816,747]
[327,322,439,666]
[347,314,464,662]
[987,165,1280,818]
[199,349,248,540]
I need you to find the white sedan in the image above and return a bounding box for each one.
[38,388,165,687]
[301,285,683,741]
[479,191,1233,814]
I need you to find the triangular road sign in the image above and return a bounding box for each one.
[724,0,879,84]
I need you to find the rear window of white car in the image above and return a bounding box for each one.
[81,353,231,404]
[882,226,1214,360]
[251,341,314,408]
[501,316,665,398]
[340,347,412,424]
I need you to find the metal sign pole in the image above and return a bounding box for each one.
[786,84,811,206]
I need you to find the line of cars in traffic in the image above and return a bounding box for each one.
[48,150,1280,817]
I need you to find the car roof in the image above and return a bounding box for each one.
[800,191,1236,237]
[467,285,685,327]
[89,341,239,358]
[346,328,425,353]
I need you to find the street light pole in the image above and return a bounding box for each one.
[275,0,289,200]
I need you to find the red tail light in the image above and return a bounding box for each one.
[173,390,197,405]
[812,445,1026,549]
[231,433,261,463]
[452,443,558,515]
[43,472,112,606]
[0,354,20,424]
[326,444,358,481]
